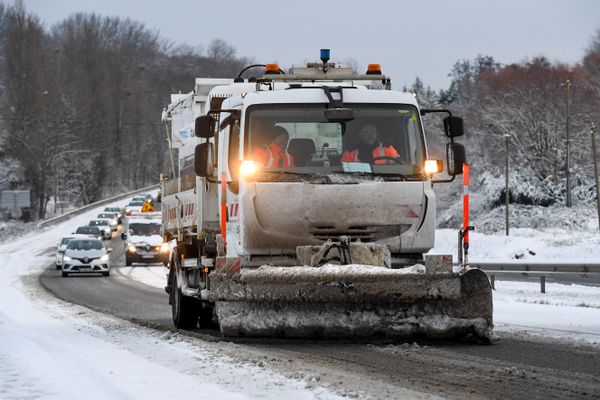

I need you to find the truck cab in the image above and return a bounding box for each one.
[185,63,464,268]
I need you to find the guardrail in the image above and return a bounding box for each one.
[470,262,600,293]
[473,262,600,274]
[38,184,159,229]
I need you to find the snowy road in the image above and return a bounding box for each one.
[36,232,600,399]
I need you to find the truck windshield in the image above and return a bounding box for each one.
[245,104,425,176]
[129,223,160,236]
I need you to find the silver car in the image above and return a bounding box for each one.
[60,239,112,277]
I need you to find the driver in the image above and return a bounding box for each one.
[341,124,399,164]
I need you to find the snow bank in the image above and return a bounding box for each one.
[0,199,343,399]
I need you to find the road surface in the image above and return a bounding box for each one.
[39,230,600,399]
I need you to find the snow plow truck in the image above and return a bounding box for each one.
[160,50,493,341]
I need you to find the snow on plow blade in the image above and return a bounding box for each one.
[209,265,493,341]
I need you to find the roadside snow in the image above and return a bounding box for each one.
[493,281,600,345]
[0,201,342,400]
[431,228,600,262]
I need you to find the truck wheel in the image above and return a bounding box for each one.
[125,255,132,266]
[171,270,198,329]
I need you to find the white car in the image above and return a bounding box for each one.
[60,238,112,277]
[97,213,118,231]
[124,200,145,216]
[88,219,112,240]
[55,234,96,269]
[103,207,123,224]
[74,226,103,240]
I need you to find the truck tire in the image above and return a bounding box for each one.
[171,270,198,329]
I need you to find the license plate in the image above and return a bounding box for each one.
[79,267,91,272]
[142,255,155,259]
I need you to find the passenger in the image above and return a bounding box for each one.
[341,124,400,164]
[253,126,295,168]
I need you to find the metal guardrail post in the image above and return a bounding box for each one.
[490,274,495,290]
[540,275,546,293]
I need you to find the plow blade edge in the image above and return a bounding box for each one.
[209,266,493,341]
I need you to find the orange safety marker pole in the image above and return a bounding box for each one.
[220,171,227,244]
[463,163,470,247]
[461,163,473,268]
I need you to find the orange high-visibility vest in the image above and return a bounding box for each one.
[341,143,399,164]
[253,143,295,168]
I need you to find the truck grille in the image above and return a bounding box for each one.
[310,225,410,242]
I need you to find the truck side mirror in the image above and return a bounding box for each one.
[195,143,214,177]
[120,232,127,240]
[446,142,466,175]
[443,116,464,138]
[195,116,216,138]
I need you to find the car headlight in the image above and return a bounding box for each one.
[63,256,72,262]
[161,243,169,253]
[100,254,109,261]
[110,219,117,225]
[104,227,111,233]
[128,245,137,253]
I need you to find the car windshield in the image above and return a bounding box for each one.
[128,201,144,206]
[67,239,104,251]
[89,220,108,226]
[244,103,425,178]
[76,226,99,235]
[129,223,161,236]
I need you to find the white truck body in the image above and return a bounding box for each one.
[158,59,492,340]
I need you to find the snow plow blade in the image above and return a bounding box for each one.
[209,266,493,341]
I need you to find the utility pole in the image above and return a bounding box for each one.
[505,134,510,236]
[592,123,600,232]
[564,80,572,207]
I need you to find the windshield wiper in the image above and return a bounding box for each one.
[259,169,315,176]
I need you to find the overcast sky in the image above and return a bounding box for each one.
[15,0,600,90]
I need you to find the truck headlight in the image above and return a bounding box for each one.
[100,254,109,261]
[240,160,257,177]
[161,243,169,253]
[424,159,443,175]
[128,245,137,253]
